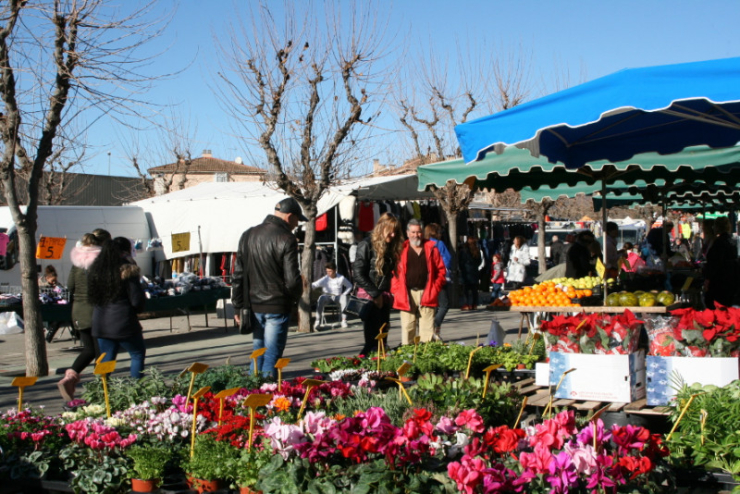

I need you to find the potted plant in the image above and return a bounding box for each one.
[183,434,233,493]
[126,443,171,492]
[226,441,272,494]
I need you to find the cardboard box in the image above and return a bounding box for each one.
[549,351,646,403]
[646,356,740,406]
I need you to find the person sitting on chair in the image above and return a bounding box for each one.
[312,261,352,329]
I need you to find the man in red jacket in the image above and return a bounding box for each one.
[391,219,446,344]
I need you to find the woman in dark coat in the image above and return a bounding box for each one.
[57,233,103,402]
[89,237,147,378]
[352,213,403,356]
[704,216,739,309]
[459,236,482,310]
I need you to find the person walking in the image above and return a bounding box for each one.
[424,223,451,340]
[391,219,446,344]
[56,233,103,402]
[459,236,483,310]
[312,261,352,329]
[353,212,403,355]
[506,236,530,290]
[232,197,305,377]
[89,237,147,379]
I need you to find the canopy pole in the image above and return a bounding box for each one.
[602,179,608,303]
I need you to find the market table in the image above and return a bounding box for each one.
[489,303,684,339]
[0,286,232,331]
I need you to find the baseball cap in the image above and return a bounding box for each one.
[275,197,308,222]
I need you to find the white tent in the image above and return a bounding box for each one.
[132,174,431,260]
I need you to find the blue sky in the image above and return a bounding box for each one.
[88,0,740,177]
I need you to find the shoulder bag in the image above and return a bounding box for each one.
[344,285,374,321]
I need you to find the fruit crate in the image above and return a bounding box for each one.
[572,295,602,306]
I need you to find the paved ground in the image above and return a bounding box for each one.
[0,306,527,415]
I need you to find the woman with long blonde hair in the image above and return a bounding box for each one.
[352,213,403,355]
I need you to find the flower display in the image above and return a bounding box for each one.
[540,311,643,355]
[646,305,740,357]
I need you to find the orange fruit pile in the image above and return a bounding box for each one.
[508,282,590,307]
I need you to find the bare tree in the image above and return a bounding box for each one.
[396,43,532,302]
[216,2,390,332]
[0,0,168,376]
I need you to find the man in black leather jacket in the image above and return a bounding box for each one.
[232,197,305,376]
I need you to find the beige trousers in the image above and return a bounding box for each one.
[400,288,435,345]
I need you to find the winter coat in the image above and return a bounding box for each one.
[491,260,505,284]
[353,237,395,299]
[459,245,482,286]
[67,245,101,331]
[391,240,446,311]
[231,215,302,314]
[91,262,146,340]
[429,238,452,281]
[506,244,530,283]
[550,240,567,265]
[706,233,739,307]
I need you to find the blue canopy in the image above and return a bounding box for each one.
[455,57,740,167]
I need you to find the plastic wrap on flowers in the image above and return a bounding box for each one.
[671,305,740,357]
[540,315,584,353]
[644,316,681,356]
[579,310,643,355]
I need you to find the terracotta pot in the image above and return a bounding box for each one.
[399,375,413,383]
[516,364,526,370]
[131,478,159,493]
[187,476,224,493]
[240,486,263,494]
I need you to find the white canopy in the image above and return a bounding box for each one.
[132,174,431,259]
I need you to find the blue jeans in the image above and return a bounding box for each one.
[97,333,146,379]
[491,283,504,300]
[433,284,449,328]
[252,313,290,377]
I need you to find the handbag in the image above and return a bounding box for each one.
[239,308,253,335]
[344,286,373,321]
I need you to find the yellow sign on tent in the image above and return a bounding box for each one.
[171,232,191,253]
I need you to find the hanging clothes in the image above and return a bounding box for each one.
[358,201,375,232]
[316,213,328,231]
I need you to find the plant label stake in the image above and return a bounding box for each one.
[185,363,209,403]
[513,396,528,428]
[11,376,37,410]
[375,332,388,371]
[667,392,704,441]
[397,362,412,378]
[481,364,502,398]
[528,333,541,355]
[297,379,325,419]
[275,358,291,392]
[189,386,211,458]
[413,336,421,363]
[465,346,483,380]
[543,367,576,419]
[250,348,267,376]
[589,404,611,450]
[93,354,117,418]
[242,393,272,450]
[384,377,413,405]
[700,409,708,446]
[214,387,240,426]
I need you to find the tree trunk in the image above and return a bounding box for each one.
[298,207,317,333]
[538,212,547,275]
[445,210,461,308]
[17,223,47,377]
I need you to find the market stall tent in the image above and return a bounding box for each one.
[132,174,432,262]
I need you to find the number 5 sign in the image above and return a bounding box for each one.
[171,232,191,253]
[36,236,66,260]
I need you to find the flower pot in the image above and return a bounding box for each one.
[187,476,224,493]
[131,478,159,493]
[240,486,263,494]
[516,364,526,370]
[399,375,413,383]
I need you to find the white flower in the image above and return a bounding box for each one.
[449,432,469,457]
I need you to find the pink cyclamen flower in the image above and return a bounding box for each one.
[455,409,485,433]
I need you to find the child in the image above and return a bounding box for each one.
[490,253,505,300]
[311,261,353,330]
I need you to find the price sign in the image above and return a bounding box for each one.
[595,258,606,278]
[171,232,191,253]
[36,236,66,260]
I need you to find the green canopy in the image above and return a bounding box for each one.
[417,145,740,193]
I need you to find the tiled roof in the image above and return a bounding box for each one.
[148,157,266,175]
